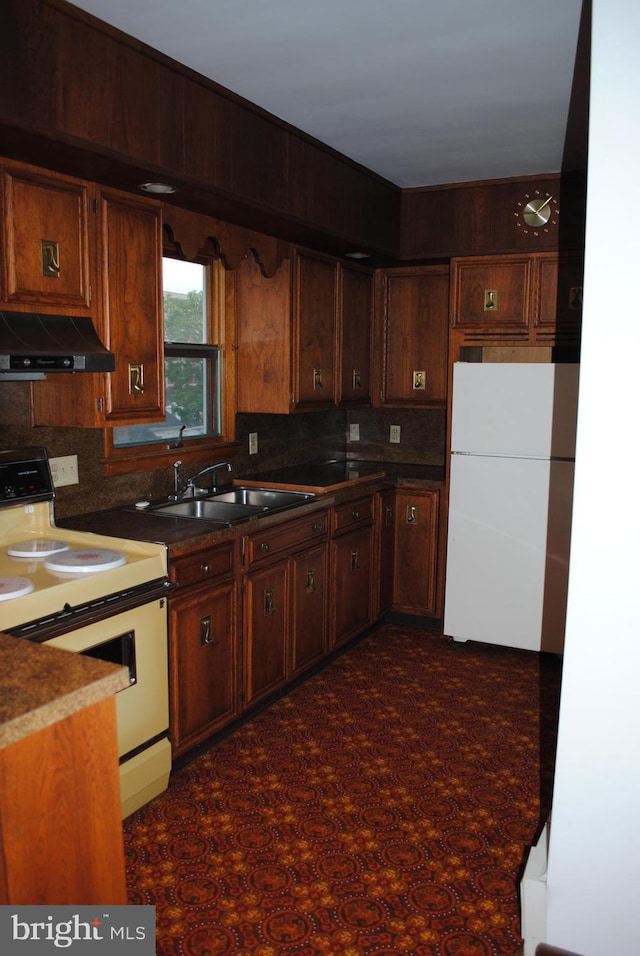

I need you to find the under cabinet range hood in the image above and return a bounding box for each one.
[0,310,115,380]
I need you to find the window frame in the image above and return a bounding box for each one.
[102,256,236,477]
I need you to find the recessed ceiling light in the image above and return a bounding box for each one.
[139,182,177,195]
[345,251,370,259]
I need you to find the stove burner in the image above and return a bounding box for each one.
[44,548,127,576]
[7,539,71,559]
[0,575,35,601]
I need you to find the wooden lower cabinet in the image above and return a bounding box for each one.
[242,510,329,708]
[0,696,126,904]
[375,487,396,617]
[392,488,440,619]
[290,541,329,676]
[244,560,289,706]
[329,495,375,647]
[166,486,449,760]
[168,541,239,757]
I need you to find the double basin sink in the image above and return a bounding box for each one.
[149,486,315,526]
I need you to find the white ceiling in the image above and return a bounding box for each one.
[68,0,585,189]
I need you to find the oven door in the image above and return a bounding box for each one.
[44,598,171,818]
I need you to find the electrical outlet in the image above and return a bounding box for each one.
[389,425,401,444]
[248,432,258,455]
[49,455,79,487]
[349,423,360,441]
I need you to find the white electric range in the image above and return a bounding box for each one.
[0,446,172,817]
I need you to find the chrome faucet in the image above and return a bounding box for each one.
[170,459,186,500]
[184,461,233,498]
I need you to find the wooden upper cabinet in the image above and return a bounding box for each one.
[292,249,338,408]
[236,248,371,413]
[450,252,583,350]
[0,161,93,314]
[534,252,583,345]
[375,265,449,406]
[99,188,164,423]
[29,175,164,428]
[338,262,372,406]
[450,255,532,331]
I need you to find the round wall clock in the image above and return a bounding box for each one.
[515,190,559,236]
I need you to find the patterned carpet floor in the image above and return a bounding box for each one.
[123,624,561,956]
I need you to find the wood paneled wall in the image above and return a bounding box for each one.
[0,0,400,259]
[0,0,586,263]
[400,172,586,261]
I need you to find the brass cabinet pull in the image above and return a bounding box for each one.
[312,522,323,534]
[406,504,418,524]
[569,285,583,311]
[413,370,426,390]
[129,362,146,394]
[351,549,360,571]
[484,288,498,311]
[352,369,361,389]
[313,367,323,390]
[261,542,270,554]
[385,506,393,527]
[200,615,218,647]
[306,569,316,593]
[264,587,276,615]
[352,508,360,519]
[41,239,60,278]
[200,562,211,575]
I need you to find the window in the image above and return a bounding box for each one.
[104,256,234,473]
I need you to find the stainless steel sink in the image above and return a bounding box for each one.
[213,487,315,508]
[152,499,264,524]
[147,486,315,524]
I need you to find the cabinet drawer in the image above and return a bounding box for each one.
[170,540,235,588]
[244,510,328,568]
[330,496,374,535]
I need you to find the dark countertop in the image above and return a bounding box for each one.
[58,460,445,555]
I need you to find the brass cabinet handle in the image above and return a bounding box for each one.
[312,522,323,534]
[352,369,361,389]
[313,367,323,390]
[200,562,211,575]
[41,239,60,278]
[406,504,418,524]
[352,508,360,519]
[385,506,393,527]
[306,569,316,593]
[260,542,270,553]
[351,549,360,571]
[484,288,498,312]
[129,362,146,394]
[200,615,218,647]
[264,587,276,615]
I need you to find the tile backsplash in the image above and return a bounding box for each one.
[0,381,445,518]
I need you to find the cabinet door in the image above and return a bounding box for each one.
[293,249,337,407]
[100,189,164,423]
[338,263,372,405]
[169,580,238,756]
[393,489,439,617]
[235,254,293,414]
[534,253,583,344]
[1,163,93,313]
[330,525,373,647]
[244,561,289,706]
[376,488,396,618]
[378,266,449,405]
[451,256,532,332]
[290,542,328,676]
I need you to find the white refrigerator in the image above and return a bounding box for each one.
[444,362,579,653]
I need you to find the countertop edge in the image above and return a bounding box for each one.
[0,634,129,750]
